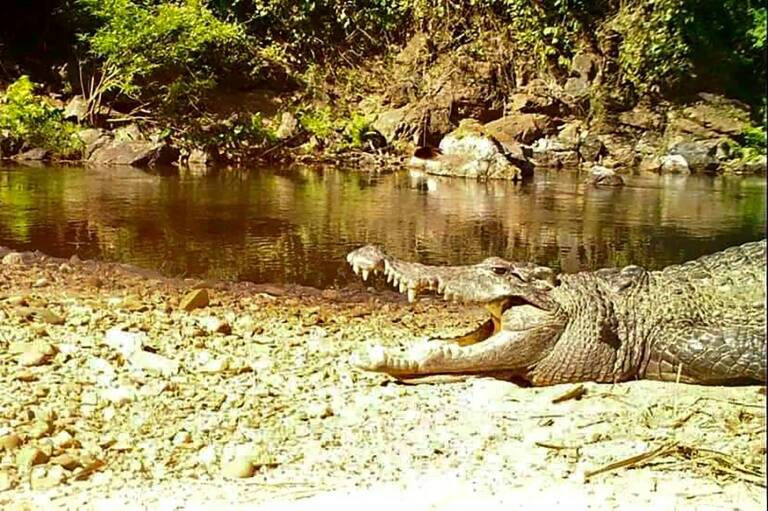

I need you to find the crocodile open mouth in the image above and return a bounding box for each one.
[350,251,542,347]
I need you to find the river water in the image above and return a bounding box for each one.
[0,164,765,288]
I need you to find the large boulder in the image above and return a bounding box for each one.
[585,165,625,187]
[483,113,560,145]
[668,141,718,173]
[63,96,89,122]
[77,128,111,160]
[409,120,533,181]
[88,125,178,167]
[13,147,50,161]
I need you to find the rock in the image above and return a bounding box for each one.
[200,316,232,335]
[77,128,111,159]
[683,94,750,137]
[0,469,14,491]
[129,350,179,376]
[50,453,81,470]
[0,432,22,451]
[660,154,690,174]
[2,252,24,265]
[89,129,179,167]
[30,465,65,490]
[571,51,600,82]
[100,385,136,405]
[16,446,50,469]
[638,156,662,173]
[173,431,192,445]
[410,120,532,181]
[104,328,145,357]
[51,430,75,449]
[619,107,664,131]
[585,166,625,187]
[199,357,230,374]
[180,288,209,312]
[188,148,213,167]
[598,133,638,167]
[28,421,52,439]
[530,138,580,168]
[564,76,591,97]
[484,113,559,145]
[32,278,49,288]
[669,141,718,173]
[63,96,89,122]
[578,133,606,162]
[17,350,50,367]
[507,91,564,117]
[275,112,299,140]
[371,106,408,144]
[14,148,51,161]
[221,457,256,479]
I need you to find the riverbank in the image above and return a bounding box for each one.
[0,247,765,510]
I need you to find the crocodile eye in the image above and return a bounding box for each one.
[491,266,508,275]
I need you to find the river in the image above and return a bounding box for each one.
[0,164,765,288]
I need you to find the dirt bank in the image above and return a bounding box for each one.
[0,248,765,510]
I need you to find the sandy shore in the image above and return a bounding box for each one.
[0,247,765,510]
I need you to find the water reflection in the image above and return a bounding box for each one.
[0,164,764,287]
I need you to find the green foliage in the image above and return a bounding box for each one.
[76,0,257,113]
[0,76,83,157]
[185,112,278,160]
[343,113,376,149]
[742,126,767,152]
[298,107,336,139]
[613,0,767,103]
[612,0,690,94]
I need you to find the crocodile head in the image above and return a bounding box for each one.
[347,245,568,379]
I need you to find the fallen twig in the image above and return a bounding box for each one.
[552,384,586,404]
[584,441,677,480]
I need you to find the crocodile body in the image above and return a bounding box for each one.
[347,240,766,386]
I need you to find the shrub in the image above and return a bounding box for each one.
[0,76,83,158]
[76,0,258,114]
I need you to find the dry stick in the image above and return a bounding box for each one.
[552,384,586,404]
[583,441,677,480]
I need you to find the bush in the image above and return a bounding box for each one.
[0,76,83,158]
[76,0,258,114]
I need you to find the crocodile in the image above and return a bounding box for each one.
[346,240,766,386]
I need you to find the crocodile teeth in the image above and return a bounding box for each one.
[361,269,370,281]
[399,281,408,294]
[386,272,394,284]
[407,287,417,303]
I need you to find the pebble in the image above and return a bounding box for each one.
[39,309,65,325]
[18,351,49,367]
[16,446,50,469]
[30,465,66,490]
[104,328,145,357]
[173,431,192,445]
[100,386,136,405]
[52,430,76,449]
[221,457,255,479]
[2,252,24,265]
[199,357,230,374]
[6,295,28,306]
[0,432,22,451]
[180,288,209,312]
[50,453,82,470]
[28,420,53,439]
[200,316,232,335]
[32,277,49,288]
[0,469,15,491]
[129,350,179,376]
